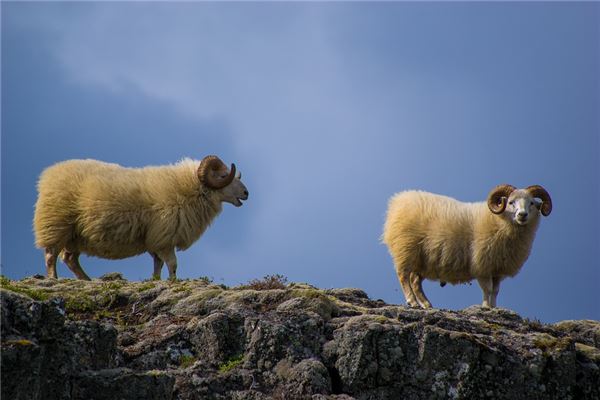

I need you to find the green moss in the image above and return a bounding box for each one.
[64,281,124,317]
[179,354,196,369]
[102,281,124,291]
[218,354,244,373]
[486,322,504,331]
[533,334,571,354]
[291,288,327,300]
[575,342,600,362]
[289,288,339,319]
[172,286,191,294]
[65,294,98,314]
[137,282,156,292]
[0,276,50,301]
[193,289,223,302]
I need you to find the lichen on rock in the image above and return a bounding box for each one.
[1,275,599,399]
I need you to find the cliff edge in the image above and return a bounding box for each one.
[1,275,599,399]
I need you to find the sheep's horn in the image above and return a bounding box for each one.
[526,185,552,216]
[198,156,236,189]
[487,184,516,214]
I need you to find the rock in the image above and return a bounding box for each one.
[72,368,174,400]
[1,278,599,399]
[274,358,332,398]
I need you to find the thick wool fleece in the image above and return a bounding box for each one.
[34,159,222,259]
[382,190,540,284]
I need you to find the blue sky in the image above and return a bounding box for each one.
[1,2,598,323]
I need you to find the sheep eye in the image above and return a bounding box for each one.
[509,201,514,205]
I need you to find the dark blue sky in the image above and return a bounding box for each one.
[2,2,598,322]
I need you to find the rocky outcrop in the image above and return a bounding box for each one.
[1,275,599,399]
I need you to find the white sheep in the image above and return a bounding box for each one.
[33,155,248,281]
[382,184,552,309]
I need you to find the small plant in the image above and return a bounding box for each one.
[197,276,214,284]
[218,354,244,373]
[241,274,288,290]
[525,317,544,331]
[179,354,196,369]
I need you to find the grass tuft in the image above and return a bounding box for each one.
[218,354,244,373]
[239,274,288,291]
[179,354,196,368]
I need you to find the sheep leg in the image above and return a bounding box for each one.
[156,249,178,281]
[397,269,420,308]
[62,251,91,281]
[477,277,493,308]
[490,277,502,308]
[45,247,59,279]
[410,272,432,309]
[150,252,164,280]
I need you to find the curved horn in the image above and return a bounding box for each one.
[197,156,236,189]
[487,184,516,214]
[526,185,552,216]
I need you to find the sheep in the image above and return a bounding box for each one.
[382,184,552,309]
[33,155,248,281]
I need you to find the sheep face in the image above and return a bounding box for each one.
[198,155,249,207]
[218,172,249,207]
[504,190,542,226]
[488,184,552,224]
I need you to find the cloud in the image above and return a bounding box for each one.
[13,4,492,285]
[7,2,597,321]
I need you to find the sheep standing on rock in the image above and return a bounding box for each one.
[33,155,248,281]
[382,184,552,309]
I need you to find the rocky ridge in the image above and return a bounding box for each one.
[1,274,599,400]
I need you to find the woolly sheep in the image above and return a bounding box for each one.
[33,155,248,281]
[382,184,552,309]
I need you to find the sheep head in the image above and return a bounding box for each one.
[488,184,552,226]
[526,185,552,217]
[198,155,248,207]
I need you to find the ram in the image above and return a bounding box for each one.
[382,185,552,308]
[33,155,248,280]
